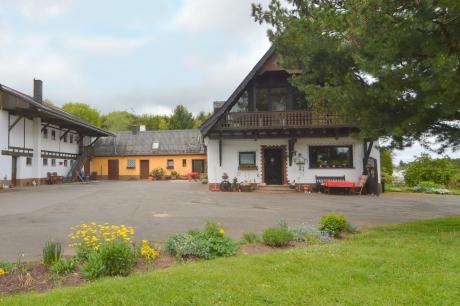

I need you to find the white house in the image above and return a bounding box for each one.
[200,47,381,193]
[0,80,112,187]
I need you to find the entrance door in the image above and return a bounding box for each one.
[108,160,119,180]
[11,156,17,186]
[140,160,150,179]
[263,148,283,185]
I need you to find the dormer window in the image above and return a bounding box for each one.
[152,142,159,150]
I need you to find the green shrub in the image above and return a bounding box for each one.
[150,167,165,179]
[404,154,458,187]
[241,232,260,244]
[262,227,293,247]
[98,239,136,277]
[51,259,76,275]
[318,213,350,237]
[171,170,178,177]
[165,222,239,259]
[75,245,94,263]
[42,241,62,265]
[0,261,16,273]
[83,252,105,280]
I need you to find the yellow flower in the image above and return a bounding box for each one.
[0,268,7,276]
[219,228,225,236]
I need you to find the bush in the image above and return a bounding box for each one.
[404,154,458,187]
[83,252,105,280]
[318,213,350,237]
[288,223,332,243]
[150,167,165,180]
[98,239,136,277]
[51,259,76,275]
[170,170,178,177]
[140,240,159,262]
[83,239,136,280]
[241,232,260,244]
[262,226,293,247]
[42,241,62,265]
[165,222,238,259]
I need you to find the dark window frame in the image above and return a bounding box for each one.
[182,159,187,167]
[51,130,56,140]
[43,128,48,139]
[70,135,73,144]
[26,157,32,166]
[43,158,48,166]
[51,159,56,167]
[166,159,174,169]
[309,145,354,169]
[239,152,256,167]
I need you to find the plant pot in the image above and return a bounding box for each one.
[222,175,229,180]
[171,176,177,180]
[147,176,153,181]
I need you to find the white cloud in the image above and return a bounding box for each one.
[174,0,270,36]
[65,36,153,53]
[3,0,73,18]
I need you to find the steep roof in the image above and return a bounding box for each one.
[199,46,276,136]
[0,84,113,137]
[93,129,205,156]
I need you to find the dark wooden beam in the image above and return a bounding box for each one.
[41,122,50,132]
[362,138,374,175]
[60,129,70,140]
[288,137,297,166]
[9,115,23,131]
[218,137,222,167]
[90,137,100,146]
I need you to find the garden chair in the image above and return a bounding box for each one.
[355,175,368,195]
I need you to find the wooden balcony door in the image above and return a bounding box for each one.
[140,160,150,179]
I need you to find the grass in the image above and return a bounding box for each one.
[3,216,460,305]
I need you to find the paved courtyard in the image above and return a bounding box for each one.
[0,180,459,261]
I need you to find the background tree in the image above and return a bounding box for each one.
[168,105,195,130]
[193,111,212,128]
[253,0,460,152]
[101,111,136,131]
[403,154,459,187]
[62,102,101,127]
[137,114,170,130]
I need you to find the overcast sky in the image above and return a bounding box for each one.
[0,0,458,163]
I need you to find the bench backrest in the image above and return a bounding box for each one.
[315,175,346,184]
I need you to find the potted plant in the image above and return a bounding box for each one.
[222,172,229,180]
[232,177,239,192]
[171,170,178,180]
[150,167,164,180]
[240,181,253,192]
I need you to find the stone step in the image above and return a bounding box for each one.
[256,185,297,193]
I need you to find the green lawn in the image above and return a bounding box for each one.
[3,217,460,305]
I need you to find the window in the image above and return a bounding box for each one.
[51,159,56,167]
[51,130,56,140]
[127,159,136,169]
[43,158,48,166]
[152,142,159,150]
[70,135,73,144]
[230,90,249,112]
[64,160,68,167]
[26,157,32,166]
[192,159,206,173]
[239,152,256,169]
[43,128,48,139]
[256,88,269,111]
[70,160,74,167]
[63,134,67,142]
[182,159,187,167]
[166,160,174,169]
[270,87,288,111]
[309,146,353,169]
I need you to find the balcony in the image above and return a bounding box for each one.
[217,110,342,130]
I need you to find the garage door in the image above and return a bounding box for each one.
[108,160,119,180]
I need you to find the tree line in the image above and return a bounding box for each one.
[61,102,212,131]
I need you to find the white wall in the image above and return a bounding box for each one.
[0,110,11,180]
[205,137,381,184]
[0,110,80,181]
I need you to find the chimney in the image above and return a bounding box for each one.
[33,79,43,103]
[213,101,225,113]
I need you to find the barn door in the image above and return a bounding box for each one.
[108,160,119,180]
[140,160,150,179]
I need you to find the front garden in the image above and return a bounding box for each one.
[1,216,459,305]
[0,213,349,297]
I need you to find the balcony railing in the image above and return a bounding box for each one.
[218,111,342,129]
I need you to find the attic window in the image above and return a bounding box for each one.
[152,142,159,150]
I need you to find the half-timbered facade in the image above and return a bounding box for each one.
[0,80,112,187]
[200,47,381,192]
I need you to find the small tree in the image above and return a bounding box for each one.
[404,154,458,187]
[169,105,195,130]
